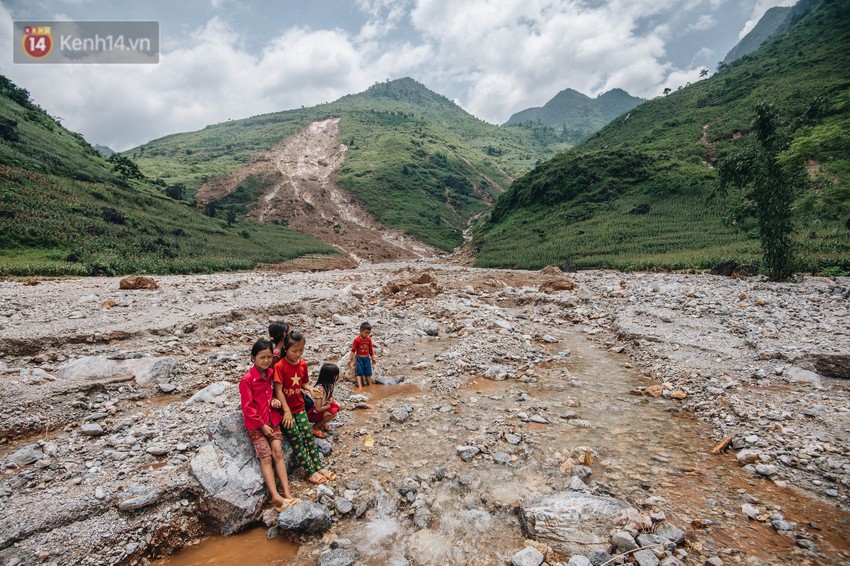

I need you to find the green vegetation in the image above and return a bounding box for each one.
[132,78,566,251]
[0,81,337,276]
[475,0,850,275]
[717,103,806,280]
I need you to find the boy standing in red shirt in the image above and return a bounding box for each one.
[349,321,376,389]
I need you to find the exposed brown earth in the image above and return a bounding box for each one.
[195,117,439,263]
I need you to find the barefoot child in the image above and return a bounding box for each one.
[239,340,299,512]
[274,329,336,485]
[307,363,341,439]
[349,321,376,389]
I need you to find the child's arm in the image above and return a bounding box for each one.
[239,378,264,429]
[273,381,293,429]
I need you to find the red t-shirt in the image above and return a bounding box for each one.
[352,336,374,357]
[274,357,309,413]
[239,366,282,430]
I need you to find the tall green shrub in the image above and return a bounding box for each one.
[717,103,806,280]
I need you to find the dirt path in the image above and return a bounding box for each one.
[196,118,438,263]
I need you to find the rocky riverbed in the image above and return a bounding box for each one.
[0,263,848,565]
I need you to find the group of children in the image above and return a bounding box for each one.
[237,321,377,512]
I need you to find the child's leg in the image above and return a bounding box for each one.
[269,436,295,500]
[313,411,334,433]
[258,455,285,507]
[285,410,325,480]
[356,374,363,389]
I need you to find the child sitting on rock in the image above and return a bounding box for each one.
[273,329,336,485]
[307,363,341,439]
[238,340,300,512]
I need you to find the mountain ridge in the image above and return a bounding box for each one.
[503,87,645,144]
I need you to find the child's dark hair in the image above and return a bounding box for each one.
[316,363,339,399]
[251,339,273,357]
[359,321,372,331]
[283,328,305,351]
[268,321,290,346]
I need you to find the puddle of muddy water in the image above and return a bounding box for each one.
[151,526,298,566]
[161,311,850,565]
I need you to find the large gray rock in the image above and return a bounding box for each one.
[519,492,634,557]
[57,355,177,387]
[277,500,332,534]
[190,412,293,535]
[4,444,43,467]
[185,381,236,404]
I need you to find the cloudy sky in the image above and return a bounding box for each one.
[1,0,796,151]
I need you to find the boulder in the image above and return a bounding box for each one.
[57,355,177,387]
[519,492,634,557]
[119,276,158,290]
[185,381,236,404]
[4,443,43,467]
[277,500,332,534]
[190,412,294,535]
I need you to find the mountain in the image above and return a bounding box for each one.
[723,6,793,64]
[0,75,336,276]
[131,77,565,252]
[503,88,645,144]
[474,0,850,274]
[93,144,115,157]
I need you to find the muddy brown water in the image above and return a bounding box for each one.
[157,312,850,565]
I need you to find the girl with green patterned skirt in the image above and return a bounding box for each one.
[273,329,336,485]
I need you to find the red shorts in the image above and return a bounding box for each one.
[307,402,340,423]
[246,426,282,459]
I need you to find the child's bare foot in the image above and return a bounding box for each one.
[319,468,336,481]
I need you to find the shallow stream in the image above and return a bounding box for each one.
[157,309,850,565]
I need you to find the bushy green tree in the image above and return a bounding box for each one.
[717,103,806,281]
[107,154,145,181]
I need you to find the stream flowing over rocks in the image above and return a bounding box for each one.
[0,262,848,565]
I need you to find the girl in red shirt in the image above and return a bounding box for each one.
[273,330,336,485]
[239,340,300,511]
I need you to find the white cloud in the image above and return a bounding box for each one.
[409,0,696,122]
[688,14,716,31]
[0,0,771,149]
[739,0,797,39]
[0,8,384,150]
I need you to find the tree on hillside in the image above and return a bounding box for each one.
[107,154,145,181]
[717,103,806,281]
[699,68,709,78]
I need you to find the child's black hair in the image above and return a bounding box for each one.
[316,363,339,400]
[283,328,305,351]
[359,321,372,331]
[251,339,273,357]
[268,321,290,347]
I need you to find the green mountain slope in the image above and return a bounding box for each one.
[132,78,564,251]
[503,88,644,144]
[474,0,850,273]
[723,6,792,64]
[0,77,336,276]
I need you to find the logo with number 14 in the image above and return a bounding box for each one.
[23,26,53,58]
